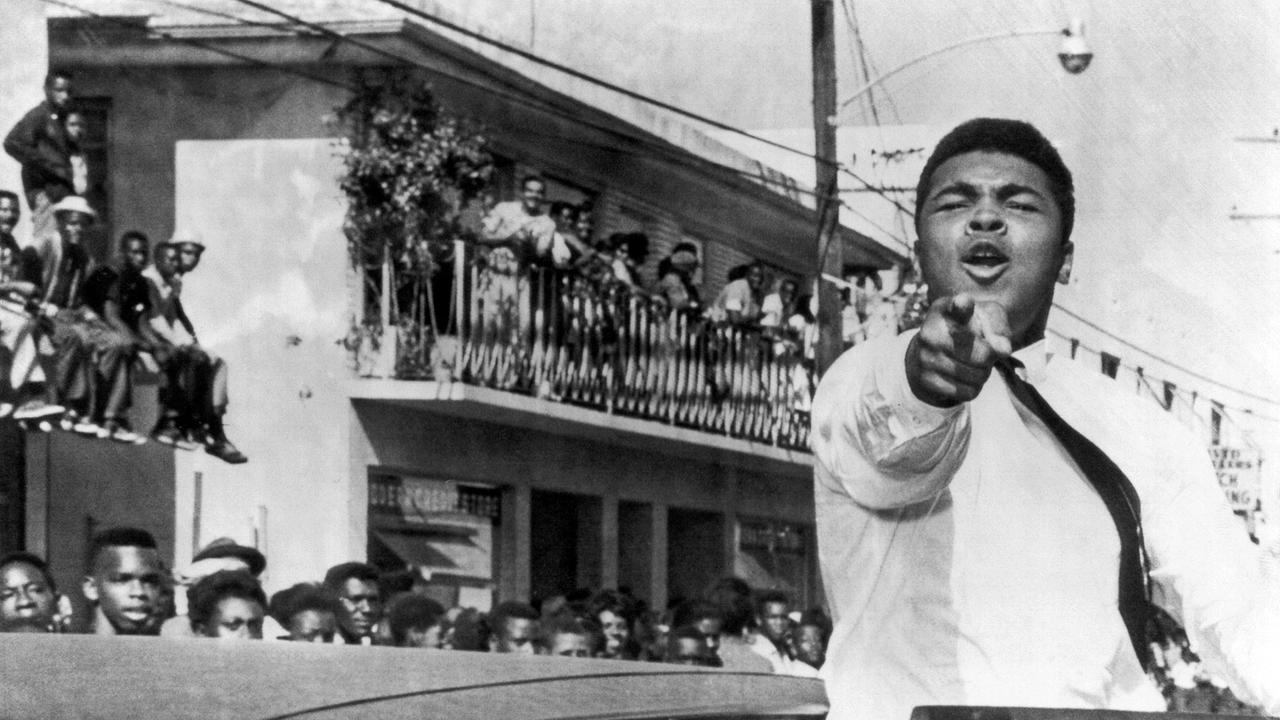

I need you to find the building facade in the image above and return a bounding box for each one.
[21,7,905,618]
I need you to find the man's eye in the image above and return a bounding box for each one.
[1007,201,1039,212]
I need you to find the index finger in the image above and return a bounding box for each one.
[942,294,975,325]
[972,302,1013,358]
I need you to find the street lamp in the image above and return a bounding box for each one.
[828,18,1092,126]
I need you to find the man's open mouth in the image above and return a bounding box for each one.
[960,242,1009,280]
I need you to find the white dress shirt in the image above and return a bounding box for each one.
[811,330,1280,720]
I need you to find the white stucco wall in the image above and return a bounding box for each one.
[0,0,49,248]
[172,138,353,591]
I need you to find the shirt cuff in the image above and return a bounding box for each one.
[874,329,965,436]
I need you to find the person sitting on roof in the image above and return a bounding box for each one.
[143,234,246,463]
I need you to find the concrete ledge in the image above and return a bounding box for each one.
[347,378,813,476]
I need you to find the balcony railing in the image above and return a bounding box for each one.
[356,241,815,452]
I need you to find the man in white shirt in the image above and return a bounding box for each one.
[811,118,1279,719]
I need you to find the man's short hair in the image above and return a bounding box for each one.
[86,527,157,573]
[119,230,149,249]
[520,174,546,189]
[586,588,637,622]
[755,589,790,615]
[321,561,379,591]
[0,190,19,206]
[797,607,833,644]
[153,241,176,261]
[0,551,56,591]
[268,583,342,626]
[704,577,756,635]
[537,611,597,650]
[914,118,1075,243]
[385,593,446,646]
[671,599,722,629]
[187,569,266,632]
[44,69,72,88]
[487,600,538,638]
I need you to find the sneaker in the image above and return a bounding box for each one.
[102,419,145,445]
[17,419,53,433]
[59,411,79,432]
[73,417,102,436]
[13,399,65,420]
[176,427,204,452]
[151,420,183,447]
[205,438,248,464]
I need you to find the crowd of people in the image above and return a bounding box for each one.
[0,69,245,463]
[0,528,831,677]
[470,173,924,362]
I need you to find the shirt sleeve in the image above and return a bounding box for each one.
[3,106,44,167]
[481,203,523,243]
[760,293,783,327]
[1146,445,1280,715]
[810,329,971,509]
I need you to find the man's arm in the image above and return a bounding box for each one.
[3,106,45,167]
[173,296,198,343]
[98,271,136,340]
[0,249,40,299]
[810,294,1010,509]
[3,105,67,180]
[478,203,526,245]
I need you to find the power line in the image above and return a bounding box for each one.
[1048,327,1280,426]
[39,0,353,91]
[215,0,912,253]
[1049,304,1280,406]
[367,0,917,220]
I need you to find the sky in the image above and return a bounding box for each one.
[420,0,1280,427]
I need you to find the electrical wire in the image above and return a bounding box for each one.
[366,0,917,219]
[1045,328,1280,426]
[183,0,916,254]
[1050,303,1278,407]
[38,0,354,91]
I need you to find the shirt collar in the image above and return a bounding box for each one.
[1012,337,1051,384]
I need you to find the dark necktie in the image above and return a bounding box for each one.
[996,358,1154,667]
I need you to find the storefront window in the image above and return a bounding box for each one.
[367,471,501,612]
[735,518,816,608]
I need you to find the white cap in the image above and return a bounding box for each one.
[170,229,205,250]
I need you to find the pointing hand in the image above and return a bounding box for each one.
[906,294,1013,407]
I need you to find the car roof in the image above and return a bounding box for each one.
[0,635,828,720]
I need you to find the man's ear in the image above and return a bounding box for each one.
[81,575,98,603]
[1057,241,1075,285]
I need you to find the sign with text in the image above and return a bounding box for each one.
[1209,446,1261,513]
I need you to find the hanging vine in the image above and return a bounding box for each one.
[336,71,493,376]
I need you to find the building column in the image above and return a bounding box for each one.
[501,484,531,602]
[23,433,48,558]
[650,503,668,610]
[600,494,619,590]
[722,510,739,579]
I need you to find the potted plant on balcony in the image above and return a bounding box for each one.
[336,71,493,380]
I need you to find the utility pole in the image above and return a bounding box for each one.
[812,0,843,375]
